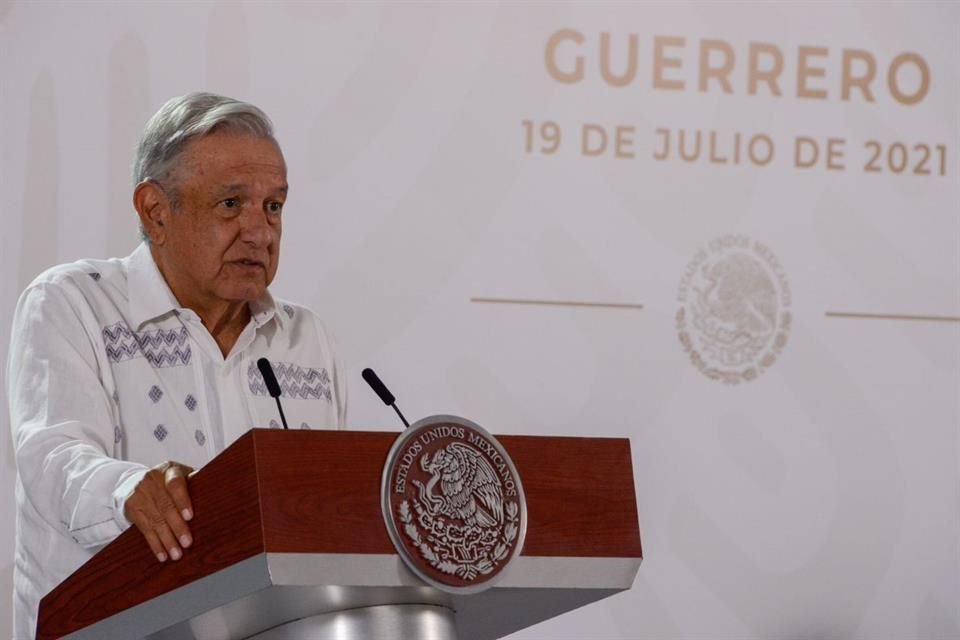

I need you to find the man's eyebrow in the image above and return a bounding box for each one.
[214,183,249,195]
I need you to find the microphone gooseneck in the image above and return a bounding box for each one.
[257,357,289,429]
[362,368,410,429]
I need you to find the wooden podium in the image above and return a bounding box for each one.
[37,429,642,640]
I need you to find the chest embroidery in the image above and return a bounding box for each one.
[247,361,332,401]
[102,322,192,367]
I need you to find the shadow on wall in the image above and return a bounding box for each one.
[206,2,250,96]
[19,71,60,292]
[0,562,11,636]
[106,34,149,260]
[918,594,960,640]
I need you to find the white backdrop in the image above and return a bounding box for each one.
[1,2,958,639]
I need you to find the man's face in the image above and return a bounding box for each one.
[151,130,287,313]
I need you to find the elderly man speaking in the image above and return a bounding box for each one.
[7,93,347,639]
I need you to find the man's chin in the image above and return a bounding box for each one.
[222,283,268,303]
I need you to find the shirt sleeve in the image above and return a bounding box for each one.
[7,280,149,548]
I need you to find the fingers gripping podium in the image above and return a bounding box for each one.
[37,428,642,640]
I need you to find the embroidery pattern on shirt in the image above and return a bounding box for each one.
[247,361,332,401]
[102,322,192,367]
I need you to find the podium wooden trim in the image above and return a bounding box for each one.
[37,429,642,640]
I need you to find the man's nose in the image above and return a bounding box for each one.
[239,205,274,245]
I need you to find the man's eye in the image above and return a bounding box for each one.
[221,198,239,209]
[267,201,284,214]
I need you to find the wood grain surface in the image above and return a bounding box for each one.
[37,429,642,638]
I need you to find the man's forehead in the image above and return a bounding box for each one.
[181,132,285,166]
[213,181,289,194]
[209,159,287,176]
[183,147,286,182]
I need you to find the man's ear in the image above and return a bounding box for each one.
[133,181,171,245]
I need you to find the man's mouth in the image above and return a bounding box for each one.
[233,259,266,269]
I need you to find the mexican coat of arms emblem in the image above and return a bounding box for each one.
[381,415,527,593]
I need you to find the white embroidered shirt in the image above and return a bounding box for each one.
[7,242,347,639]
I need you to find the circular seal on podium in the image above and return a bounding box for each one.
[381,415,527,594]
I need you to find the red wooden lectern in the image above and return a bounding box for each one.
[37,429,642,640]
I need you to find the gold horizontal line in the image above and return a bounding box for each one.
[825,311,960,323]
[471,297,644,310]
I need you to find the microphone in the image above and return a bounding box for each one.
[257,358,288,429]
[362,368,410,428]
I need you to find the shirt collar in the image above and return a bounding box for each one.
[126,242,286,332]
[249,291,283,330]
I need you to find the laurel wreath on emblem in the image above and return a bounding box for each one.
[677,307,791,385]
[398,499,519,580]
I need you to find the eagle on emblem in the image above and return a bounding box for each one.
[412,442,505,528]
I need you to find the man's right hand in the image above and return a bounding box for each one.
[124,461,194,562]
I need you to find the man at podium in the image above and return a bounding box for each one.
[6,93,347,639]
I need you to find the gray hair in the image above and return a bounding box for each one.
[134,92,276,186]
[134,93,277,240]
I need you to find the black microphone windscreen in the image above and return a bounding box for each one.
[257,358,283,398]
[362,368,396,406]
